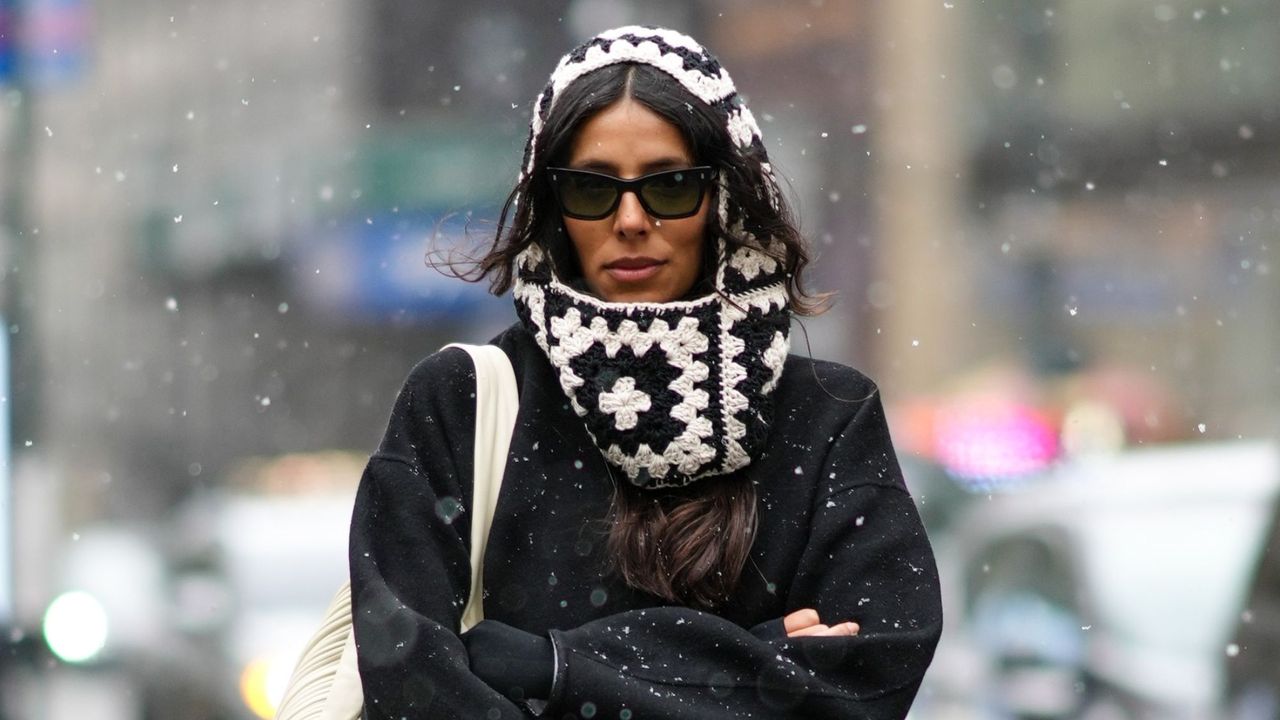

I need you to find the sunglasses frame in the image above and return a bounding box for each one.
[546,166,715,221]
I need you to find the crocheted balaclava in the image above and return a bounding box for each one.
[513,26,792,489]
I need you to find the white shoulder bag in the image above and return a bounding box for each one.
[274,343,519,720]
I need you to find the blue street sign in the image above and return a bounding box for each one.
[0,1,16,83]
[0,0,89,87]
[290,210,508,323]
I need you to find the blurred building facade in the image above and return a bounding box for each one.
[953,0,1280,443]
[1,0,1278,715]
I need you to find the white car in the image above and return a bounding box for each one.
[179,482,357,719]
[914,441,1280,719]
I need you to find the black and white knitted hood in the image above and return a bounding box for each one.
[513,26,792,489]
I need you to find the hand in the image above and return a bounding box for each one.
[460,620,554,701]
[783,608,859,638]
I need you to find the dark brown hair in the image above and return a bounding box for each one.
[606,476,759,609]
[459,63,825,608]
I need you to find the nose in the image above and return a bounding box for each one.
[613,190,650,238]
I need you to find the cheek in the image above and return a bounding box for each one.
[562,219,599,265]
[677,212,711,270]
[659,220,708,295]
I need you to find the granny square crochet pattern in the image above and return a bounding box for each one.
[513,26,792,489]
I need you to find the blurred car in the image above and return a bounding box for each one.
[170,452,362,719]
[36,451,362,720]
[914,440,1280,719]
[38,522,231,720]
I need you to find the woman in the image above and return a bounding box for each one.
[350,26,941,719]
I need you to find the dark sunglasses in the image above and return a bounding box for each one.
[546,166,714,220]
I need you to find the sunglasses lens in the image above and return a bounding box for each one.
[556,173,618,218]
[640,171,703,217]
[551,168,708,219]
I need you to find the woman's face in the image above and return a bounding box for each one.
[560,97,710,303]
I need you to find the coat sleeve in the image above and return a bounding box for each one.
[349,349,531,720]
[541,389,943,719]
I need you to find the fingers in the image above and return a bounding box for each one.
[782,608,821,634]
[782,609,860,638]
[787,623,831,637]
[787,621,860,638]
[820,621,860,636]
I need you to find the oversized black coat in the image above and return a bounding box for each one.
[350,323,942,719]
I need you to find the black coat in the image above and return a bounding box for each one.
[350,323,942,719]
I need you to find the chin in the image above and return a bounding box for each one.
[589,273,699,303]
[608,291,667,304]
[595,285,676,303]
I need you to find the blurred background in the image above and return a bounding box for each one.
[0,0,1277,718]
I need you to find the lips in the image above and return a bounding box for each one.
[603,257,666,283]
[605,257,664,270]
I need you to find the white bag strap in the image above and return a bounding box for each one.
[443,343,519,631]
[277,343,517,720]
